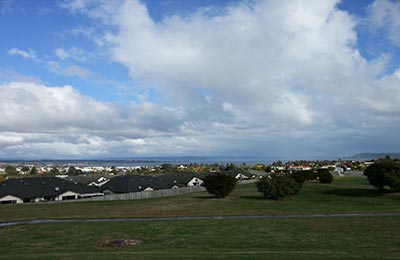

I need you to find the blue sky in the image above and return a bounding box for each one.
[0,0,399,159]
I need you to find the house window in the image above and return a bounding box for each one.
[0,200,17,204]
[62,195,76,200]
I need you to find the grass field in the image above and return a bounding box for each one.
[0,177,399,259]
[0,177,399,222]
[0,218,399,259]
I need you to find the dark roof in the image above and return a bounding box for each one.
[157,172,198,186]
[157,172,216,186]
[0,177,100,199]
[101,175,170,193]
[222,171,253,178]
[66,174,109,185]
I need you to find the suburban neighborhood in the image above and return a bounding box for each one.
[0,159,371,205]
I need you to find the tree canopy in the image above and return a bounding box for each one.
[202,173,237,198]
[364,156,400,191]
[256,174,301,200]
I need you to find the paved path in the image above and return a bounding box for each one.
[1,212,400,228]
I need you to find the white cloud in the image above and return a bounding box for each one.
[0,81,192,157]
[0,0,15,15]
[46,61,91,78]
[7,0,399,158]
[367,0,400,46]
[55,47,88,61]
[7,48,37,60]
[97,0,383,125]
[63,65,91,77]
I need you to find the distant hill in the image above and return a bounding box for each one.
[348,153,400,160]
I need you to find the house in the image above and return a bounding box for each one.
[287,165,312,172]
[224,171,254,180]
[0,177,103,204]
[158,172,213,188]
[100,175,169,195]
[88,176,110,187]
[65,174,110,186]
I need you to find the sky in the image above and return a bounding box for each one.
[0,0,399,160]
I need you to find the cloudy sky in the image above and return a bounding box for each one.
[0,0,399,160]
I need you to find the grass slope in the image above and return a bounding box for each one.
[0,177,399,222]
[1,177,400,259]
[0,218,399,259]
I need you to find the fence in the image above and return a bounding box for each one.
[37,178,258,204]
[79,185,206,202]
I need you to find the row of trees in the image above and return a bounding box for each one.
[202,170,334,199]
[203,156,400,200]
[2,165,82,176]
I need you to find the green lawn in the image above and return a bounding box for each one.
[0,177,399,222]
[0,218,399,259]
[1,177,400,259]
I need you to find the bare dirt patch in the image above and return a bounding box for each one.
[99,238,143,248]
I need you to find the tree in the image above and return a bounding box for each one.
[30,166,37,175]
[5,165,18,175]
[302,170,318,181]
[225,163,237,171]
[364,156,400,191]
[160,163,175,172]
[67,166,81,176]
[256,174,301,200]
[50,167,60,175]
[202,173,237,198]
[317,169,333,184]
[290,171,306,185]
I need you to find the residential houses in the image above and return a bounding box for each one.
[0,177,102,204]
[0,170,260,205]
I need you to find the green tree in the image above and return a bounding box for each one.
[256,174,301,200]
[317,168,333,184]
[67,166,81,176]
[202,173,237,198]
[30,166,37,175]
[50,167,60,175]
[160,164,175,172]
[225,163,237,171]
[5,165,18,175]
[290,171,306,185]
[302,170,318,181]
[364,156,400,191]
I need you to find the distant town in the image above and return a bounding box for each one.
[0,157,376,176]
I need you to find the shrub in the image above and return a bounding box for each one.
[202,173,237,198]
[317,169,333,183]
[290,171,306,185]
[256,174,301,200]
[302,170,318,181]
[364,156,400,191]
[5,165,18,175]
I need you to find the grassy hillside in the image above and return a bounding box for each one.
[1,177,400,259]
[0,218,399,259]
[0,177,399,222]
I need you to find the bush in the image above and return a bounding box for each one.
[256,174,301,200]
[301,170,318,181]
[290,171,306,185]
[318,169,333,183]
[364,156,400,191]
[5,165,18,175]
[202,173,237,198]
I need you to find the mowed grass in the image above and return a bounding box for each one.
[0,217,399,259]
[1,177,400,222]
[1,177,400,259]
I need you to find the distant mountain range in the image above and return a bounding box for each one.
[348,153,400,160]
